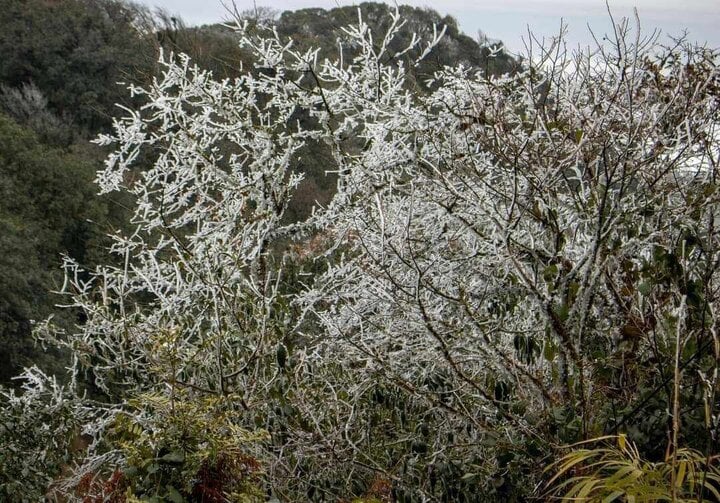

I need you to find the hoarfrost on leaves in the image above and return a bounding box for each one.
[22,6,720,501]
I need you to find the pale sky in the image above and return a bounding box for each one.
[133,0,720,54]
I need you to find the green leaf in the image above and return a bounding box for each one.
[123,466,138,478]
[602,489,625,502]
[638,281,652,296]
[554,302,570,322]
[276,342,287,369]
[166,485,184,503]
[160,450,185,463]
[544,341,556,361]
[461,472,478,482]
[543,264,559,283]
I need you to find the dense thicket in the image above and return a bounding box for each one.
[0,0,501,386]
[0,5,716,502]
[10,2,714,502]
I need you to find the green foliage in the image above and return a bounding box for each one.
[0,82,73,145]
[546,435,720,502]
[78,391,268,502]
[0,113,111,382]
[0,0,156,133]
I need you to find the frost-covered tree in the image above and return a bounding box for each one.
[3,7,719,502]
[304,17,720,498]
[315,17,720,416]
[305,17,720,497]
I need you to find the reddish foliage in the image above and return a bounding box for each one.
[367,475,392,502]
[191,452,262,502]
[76,469,128,503]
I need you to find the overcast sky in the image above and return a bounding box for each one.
[133,0,720,54]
